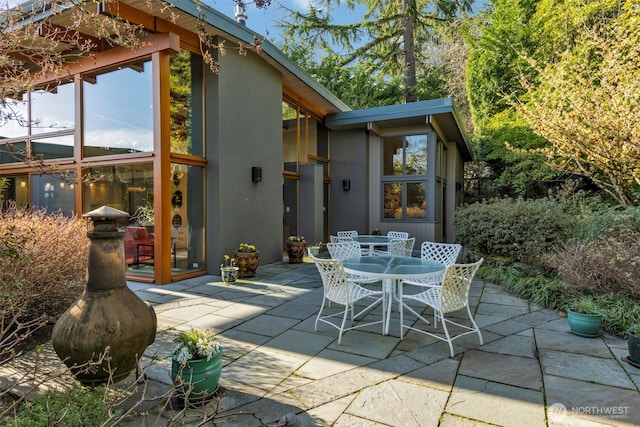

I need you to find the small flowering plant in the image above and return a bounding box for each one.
[172,328,221,366]
[220,254,236,269]
[288,235,305,242]
[237,242,257,252]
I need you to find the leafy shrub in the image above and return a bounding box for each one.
[544,207,640,300]
[454,195,597,264]
[0,203,89,340]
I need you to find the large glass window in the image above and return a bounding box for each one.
[170,163,205,272]
[382,134,428,220]
[170,50,204,156]
[83,60,153,157]
[31,173,76,216]
[31,82,75,135]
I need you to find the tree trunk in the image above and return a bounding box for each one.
[402,0,417,103]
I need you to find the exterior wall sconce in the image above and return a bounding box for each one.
[252,166,262,182]
[343,179,350,191]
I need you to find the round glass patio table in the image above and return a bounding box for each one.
[354,235,394,256]
[341,255,445,336]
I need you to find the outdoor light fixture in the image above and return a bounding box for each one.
[343,179,351,191]
[252,166,262,182]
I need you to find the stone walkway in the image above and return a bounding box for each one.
[3,259,639,426]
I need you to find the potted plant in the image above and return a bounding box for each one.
[220,255,239,283]
[234,242,260,277]
[626,324,640,368]
[566,297,603,338]
[286,235,306,263]
[171,328,223,403]
[307,241,324,257]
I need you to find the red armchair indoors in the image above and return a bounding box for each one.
[124,226,154,267]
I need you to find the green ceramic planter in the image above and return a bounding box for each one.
[628,329,640,367]
[171,347,223,402]
[567,309,602,338]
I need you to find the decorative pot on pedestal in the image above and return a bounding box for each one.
[234,247,260,277]
[52,206,157,386]
[286,239,307,263]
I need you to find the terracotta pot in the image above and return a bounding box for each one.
[234,250,260,277]
[286,241,306,263]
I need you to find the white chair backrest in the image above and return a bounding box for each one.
[388,238,415,257]
[337,230,358,238]
[420,241,462,266]
[387,231,409,239]
[327,241,362,260]
[330,235,354,243]
[439,259,483,313]
[310,255,350,305]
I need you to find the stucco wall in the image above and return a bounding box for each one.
[206,42,283,272]
[329,129,369,234]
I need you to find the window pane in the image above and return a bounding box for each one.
[0,96,29,139]
[405,135,427,175]
[383,137,404,176]
[31,82,75,135]
[0,141,26,164]
[83,163,153,215]
[383,183,402,219]
[406,182,426,219]
[170,164,205,272]
[170,50,204,156]
[32,134,74,159]
[83,60,153,157]
[31,173,76,216]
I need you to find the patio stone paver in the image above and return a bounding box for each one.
[233,313,300,337]
[5,263,640,426]
[458,349,543,390]
[295,349,377,379]
[447,375,546,427]
[345,379,450,427]
[477,333,537,358]
[543,375,640,426]
[539,349,637,389]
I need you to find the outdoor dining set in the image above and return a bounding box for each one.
[310,230,484,357]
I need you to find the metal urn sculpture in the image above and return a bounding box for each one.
[52,206,157,386]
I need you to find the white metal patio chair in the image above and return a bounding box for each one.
[327,241,382,286]
[374,231,411,255]
[400,259,484,357]
[402,242,462,287]
[387,238,415,257]
[337,230,358,238]
[387,231,409,239]
[311,255,386,344]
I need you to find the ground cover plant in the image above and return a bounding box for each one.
[454,196,640,336]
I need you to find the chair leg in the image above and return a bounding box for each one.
[440,315,455,357]
[315,298,327,331]
[467,306,484,345]
[338,304,350,345]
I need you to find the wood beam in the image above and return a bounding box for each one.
[32,32,180,85]
[98,0,157,31]
[38,22,104,52]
